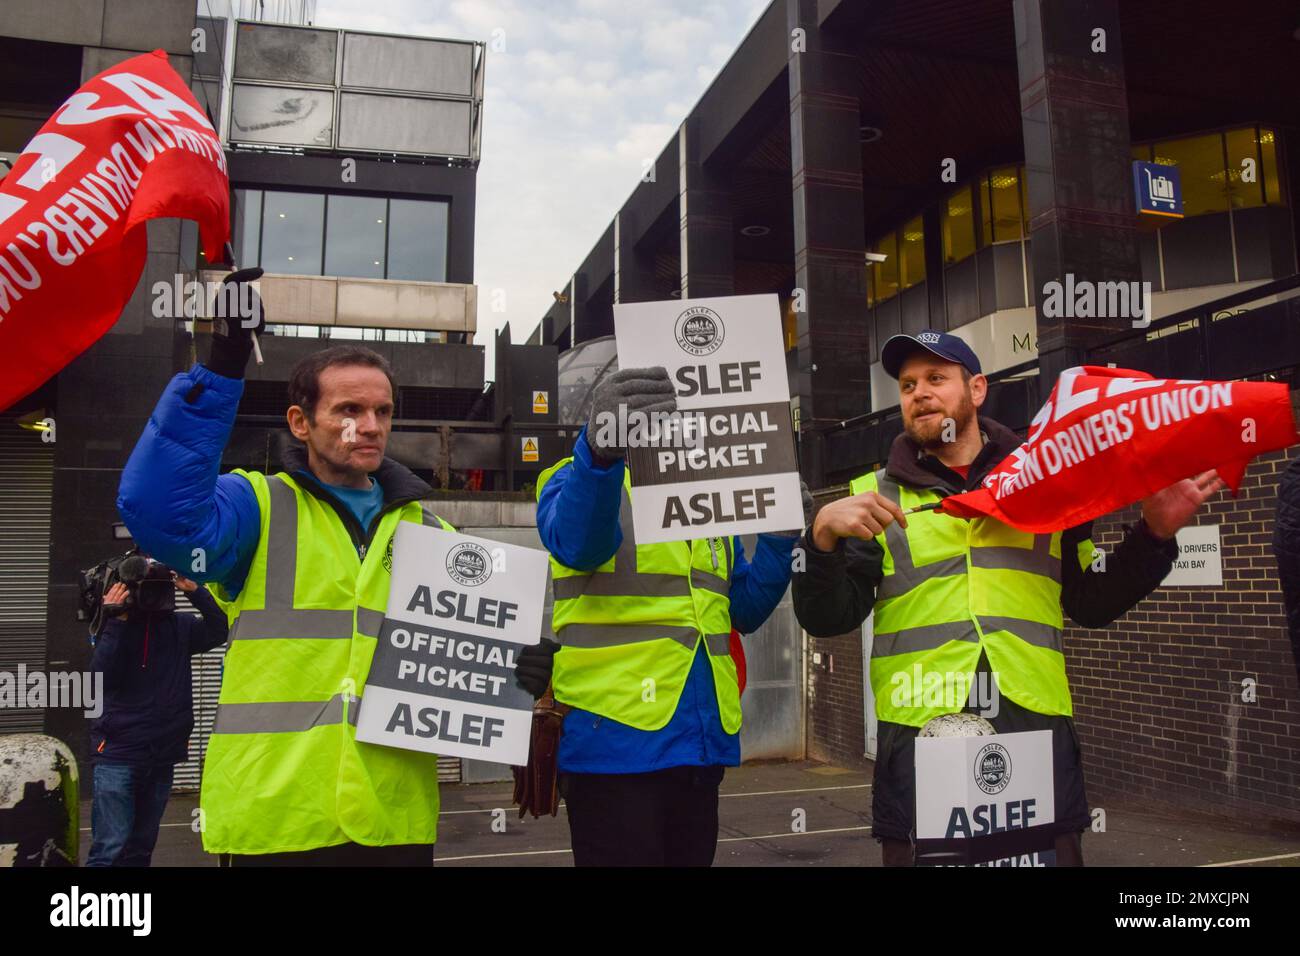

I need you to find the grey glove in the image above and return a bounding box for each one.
[585,367,677,466]
[768,478,814,538]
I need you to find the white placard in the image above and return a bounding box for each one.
[1161,524,1223,587]
[354,523,549,766]
[612,293,803,544]
[915,730,1055,841]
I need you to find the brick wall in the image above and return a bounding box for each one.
[1066,447,1300,825]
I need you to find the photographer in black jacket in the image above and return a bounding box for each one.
[85,566,229,867]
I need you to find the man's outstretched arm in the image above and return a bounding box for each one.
[117,364,260,595]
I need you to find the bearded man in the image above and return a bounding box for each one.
[791,330,1222,866]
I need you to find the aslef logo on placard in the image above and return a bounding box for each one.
[674,306,725,356]
[447,542,492,587]
[974,741,1012,795]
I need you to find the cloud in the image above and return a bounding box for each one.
[311,0,770,369]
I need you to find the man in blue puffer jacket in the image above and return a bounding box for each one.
[116,270,454,865]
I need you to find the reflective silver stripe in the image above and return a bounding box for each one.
[356,607,385,637]
[872,620,980,657]
[229,607,354,640]
[615,486,638,570]
[553,573,691,600]
[552,486,719,603]
[970,535,1060,582]
[420,504,449,529]
[212,693,360,734]
[704,632,730,655]
[690,568,729,596]
[976,615,1062,651]
[265,476,299,608]
[875,471,968,600]
[876,471,911,573]
[877,556,966,600]
[560,623,697,650]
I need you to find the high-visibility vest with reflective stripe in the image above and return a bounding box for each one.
[537,457,742,733]
[199,469,453,855]
[851,468,1095,728]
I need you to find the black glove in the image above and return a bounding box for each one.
[206,267,266,379]
[585,367,677,467]
[515,638,561,699]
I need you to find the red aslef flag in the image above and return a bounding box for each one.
[939,366,1299,532]
[0,49,229,411]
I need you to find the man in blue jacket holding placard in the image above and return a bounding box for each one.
[516,365,807,866]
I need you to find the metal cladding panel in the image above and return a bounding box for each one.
[342,33,474,96]
[0,418,53,734]
[230,84,334,147]
[338,93,471,158]
[233,22,338,85]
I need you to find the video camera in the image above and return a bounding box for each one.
[77,549,177,635]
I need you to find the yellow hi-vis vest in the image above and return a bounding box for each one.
[851,467,1095,728]
[536,457,742,733]
[200,470,453,855]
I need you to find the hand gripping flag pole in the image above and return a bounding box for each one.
[223,240,263,366]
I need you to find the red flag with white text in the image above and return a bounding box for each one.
[938,366,1299,532]
[0,49,229,411]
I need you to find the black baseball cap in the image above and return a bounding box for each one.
[881,330,982,379]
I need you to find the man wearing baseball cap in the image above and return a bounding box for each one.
[791,330,1221,865]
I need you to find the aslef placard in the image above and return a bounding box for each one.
[914,730,1057,866]
[354,523,548,766]
[612,294,803,544]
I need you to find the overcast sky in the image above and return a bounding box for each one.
[311,0,770,374]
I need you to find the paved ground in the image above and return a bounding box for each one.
[78,760,1300,867]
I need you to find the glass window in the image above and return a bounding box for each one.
[1224,128,1266,210]
[261,191,324,275]
[868,232,899,304]
[1259,127,1282,206]
[387,199,449,282]
[899,215,925,289]
[941,186,975,264]
[1152,133,1229,217]
[781,296,798,351]
[325,195,386,278]
[233,189,262,268]
[982,166,1024,244]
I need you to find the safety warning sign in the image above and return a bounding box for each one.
[532,391,549,415]
[521,436,539,462]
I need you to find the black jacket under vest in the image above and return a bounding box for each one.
[792,415,1180,639]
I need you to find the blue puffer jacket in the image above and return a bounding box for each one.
[89,585,229,766]
[117,363,262,598]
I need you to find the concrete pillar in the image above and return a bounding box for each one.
[1015,0,1141,401]
[678,116,734,299]
[614,209,659,304]
[787,0,870,484]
